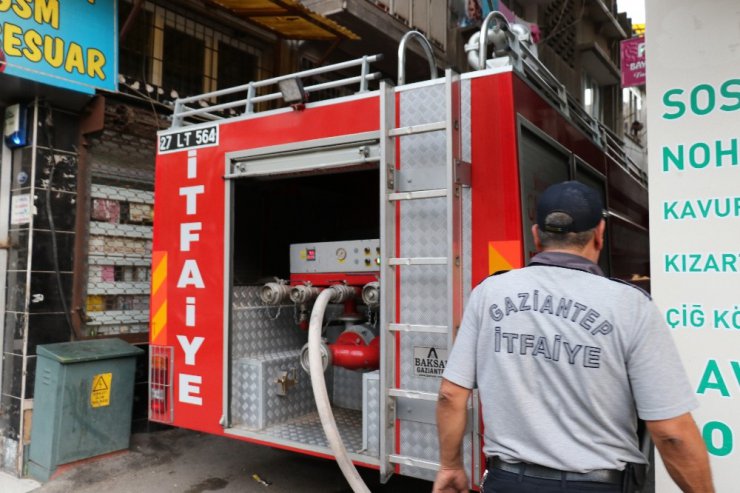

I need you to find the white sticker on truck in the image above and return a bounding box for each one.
[413,346,448,378]
[158,124,219,154]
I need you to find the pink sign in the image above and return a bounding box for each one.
[621,36,646,88]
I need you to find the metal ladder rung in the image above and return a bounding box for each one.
[389,389,438,401]
[388,121,446,137]
[388,257,447,266]
[389,323,448,334]
[388,189,447,201]
[389,455,440,471]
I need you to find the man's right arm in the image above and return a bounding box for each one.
[433,287,482,493]
[646,413,714,493]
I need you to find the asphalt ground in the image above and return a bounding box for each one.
[31,428,435,493]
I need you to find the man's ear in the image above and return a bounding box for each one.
[594,220,606,252]
[532,224,542,251]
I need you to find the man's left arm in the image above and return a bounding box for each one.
[433,378,472,493]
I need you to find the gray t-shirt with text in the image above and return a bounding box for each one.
[443,252,698,473]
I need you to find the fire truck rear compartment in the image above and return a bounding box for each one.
[231,169,379,283]
[228,167,381,458]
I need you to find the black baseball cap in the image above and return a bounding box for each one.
[536,181,605,233]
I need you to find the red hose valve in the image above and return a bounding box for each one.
[329,333,379,370]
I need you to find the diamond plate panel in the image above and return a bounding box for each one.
[399,420,474,482]
[231,287,345,356]
[399,421,440,481]
[398,232,447,393]
[258,409,365,453]
[362,371,380,457]
[398,84,447,192]
[399,198,447,335]
[400,199,448,258]
[393,81,476,477]
[231,287,306,357]
[397,134,447,191]
[462,79,472,164]
[232,358,263,429]
[332,367,364,411]
[230,287,353,432]
[232,286,257,306]
[401,84,446,127]
[397,84,451,392]
[232,351,317,430]
[462,78,473,305]
[463,187,472,305]
[399,264,447,327]
[263,353,316,428]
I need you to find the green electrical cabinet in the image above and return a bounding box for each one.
[28,338,144,481]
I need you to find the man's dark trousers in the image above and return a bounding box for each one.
[482,468,622,493]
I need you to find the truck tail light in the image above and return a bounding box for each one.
[149,345,174,423]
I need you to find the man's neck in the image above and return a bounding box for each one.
[542,247,599,264]
[530,251,604,276]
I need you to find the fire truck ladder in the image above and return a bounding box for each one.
[378,69,469,480]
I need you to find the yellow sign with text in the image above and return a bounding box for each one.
[90,373,112,408]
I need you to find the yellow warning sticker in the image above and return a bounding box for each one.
[90,373,112,408]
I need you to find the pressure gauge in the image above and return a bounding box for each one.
[336,248,347,261]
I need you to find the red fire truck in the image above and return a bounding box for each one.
[150,17,648,490]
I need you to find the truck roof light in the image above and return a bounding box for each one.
[278,78,306,104]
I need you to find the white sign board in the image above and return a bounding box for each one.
[10,194,32,225]
[646,1,740,490]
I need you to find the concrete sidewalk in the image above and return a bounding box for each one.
[0,471,40,493]
[28,428,433,492]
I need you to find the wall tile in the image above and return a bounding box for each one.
[2,312,26,355]
[24,357,36,400]
[6,230,30,272]
[0,395,21,440]
[34,149,77,192]
[32,191,78,233]
[10,147,33,192]
[4,271,27,314]
[27,314,71,355]
[37,107,79,154]
[30,230,75,272]
[1,353,23,399]
[28,273,72,314]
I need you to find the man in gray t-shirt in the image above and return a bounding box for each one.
[433,181,713,493]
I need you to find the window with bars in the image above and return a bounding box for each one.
[542,0,577,69]
[162,27,206,97]
[119,2,154,80]
[117,1,270,101]
[217,42,258,103]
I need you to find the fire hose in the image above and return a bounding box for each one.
[307,286,371,493]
